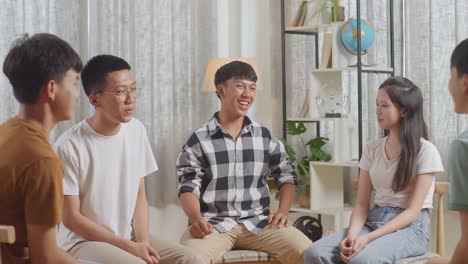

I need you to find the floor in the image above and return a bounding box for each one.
[149,205,461,257]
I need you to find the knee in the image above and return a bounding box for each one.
[185,253,206,264]
[349,255,390,264]
[178,251,208,264]
[304,245,321,263]
[349,253,370,264]
[303,246,315,262]
[282,243,310,263]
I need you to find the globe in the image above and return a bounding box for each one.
[340,18,375,54]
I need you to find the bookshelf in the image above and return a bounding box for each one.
[280,0,395,231]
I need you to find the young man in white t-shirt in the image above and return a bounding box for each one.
[54,55,204,264]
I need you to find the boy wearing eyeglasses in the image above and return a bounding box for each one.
[54,55,204,264]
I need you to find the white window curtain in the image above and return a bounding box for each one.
[85,0,220,204]
[0,0,221,204]
[404,0,468,182]
[0,0,85,134]
[1,0,466,204]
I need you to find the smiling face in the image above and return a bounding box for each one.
[217,77,257,118]
[376,87,404,130]
[91,69,137,124]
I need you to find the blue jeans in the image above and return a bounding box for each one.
[304,206,431,264]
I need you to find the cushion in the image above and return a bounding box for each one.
[217,250,277,263]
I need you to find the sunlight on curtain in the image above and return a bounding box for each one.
[1,0,466,203]
[404,0,468,182]
[87,0,219,204]
[0,0,84,131]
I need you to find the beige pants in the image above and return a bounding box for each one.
[180,225,312,264]
[69,236,205,264]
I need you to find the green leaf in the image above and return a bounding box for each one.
[306,137,332,162]
[297,183,307,196]
[298,157,310,179]
[305,136,329,148]
[298,159,308,174]
[310,148,332,161]
[317,150,332,161]
[280,139,297,164]
[286,121,306,135]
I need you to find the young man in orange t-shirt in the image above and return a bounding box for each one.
[0,33,83,264]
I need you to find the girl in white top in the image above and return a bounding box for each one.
[305,76,444,264]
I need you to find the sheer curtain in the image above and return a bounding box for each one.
[86,0,283,204]
[404,0,468,182]
[0,0,220,204]
[86,0,220,204]
[215,0,281,135]
[0,0,85,130]
[1,0,465,204]
[0,0,280,205]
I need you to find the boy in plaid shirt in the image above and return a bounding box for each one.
[177,61,311,264]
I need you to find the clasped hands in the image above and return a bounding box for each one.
[339,234,370,263]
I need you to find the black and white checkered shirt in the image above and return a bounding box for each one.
[176,113,297,235]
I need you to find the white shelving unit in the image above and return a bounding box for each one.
[309,161,359,210]
[296,161,358,231]
[281,0,395,233]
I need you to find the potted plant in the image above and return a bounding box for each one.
[307,0,345,23]
[282,121,331,208]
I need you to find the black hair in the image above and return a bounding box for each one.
[451,38,468,76]
[81,54,131,96]
[213,60,257,98]
[379,76,428,192]
[214,60,257,86]
[2,33,82,104]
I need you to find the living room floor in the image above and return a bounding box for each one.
[149,205,460,257]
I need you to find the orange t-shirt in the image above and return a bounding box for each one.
[0,116,64,264]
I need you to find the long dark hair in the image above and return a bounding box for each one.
[379,76,428,192]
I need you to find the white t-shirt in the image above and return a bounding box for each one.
[359,137,444,209]
[54,118,158,251]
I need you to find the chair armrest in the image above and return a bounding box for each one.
[0,225,15,244]
[435,182,450,256]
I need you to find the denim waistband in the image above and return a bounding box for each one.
[373,205,430,212]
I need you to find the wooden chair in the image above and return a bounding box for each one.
[352,181,450,263]
[0,225,16,264]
